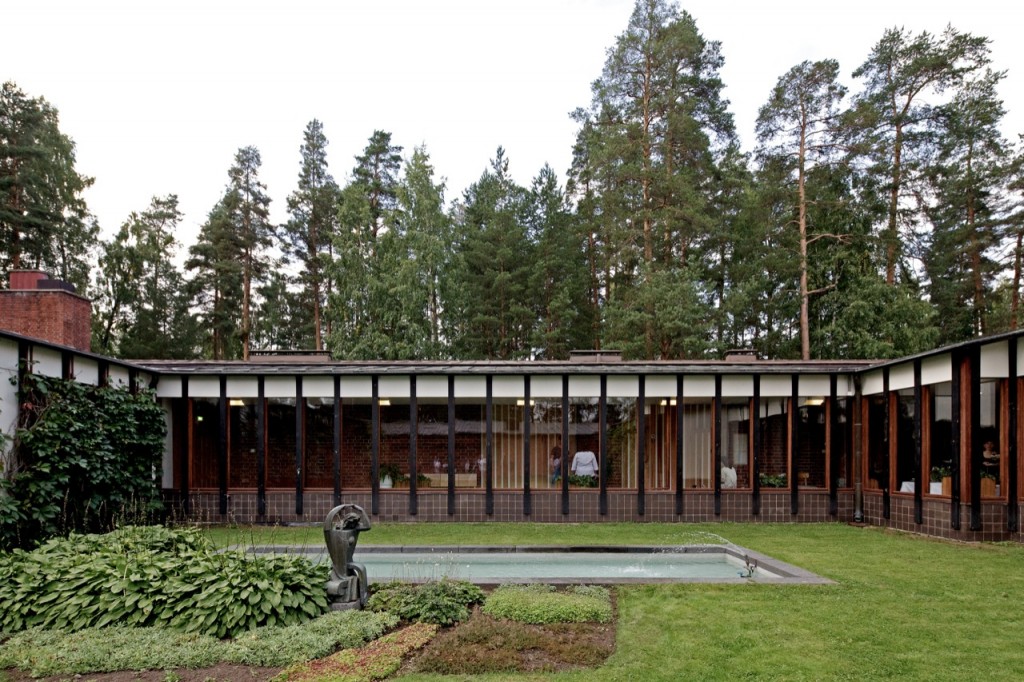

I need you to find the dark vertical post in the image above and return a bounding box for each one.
[913,360,923,525]
[561,375,570,516]
[790,375,799,516]
[371,375,380,516]
[485,376,494,515]
[98,359,109,388]
[523,376,532,517]
[16,341,29,397]
[829,374,839,517]
[448,375,456,516]
[637,375,646,517]
[61,351,72,380]
[599,375,608,516]
[218,376,228,515]
[409,376,418,517]
[675,374,684,516]
[295,376,304,516]
[951,350,962,530]
[752,375,761,517]
[333,376,341,506]
[1008,338,1019,533]
[180,376,190,517]
[969,345,982,531]
[882,368,891,520]
[853,375,865,523]
[714,375,722,517]
[257,378,266,517]
[129,368,139,396]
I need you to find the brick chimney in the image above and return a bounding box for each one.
[0,270,92,351]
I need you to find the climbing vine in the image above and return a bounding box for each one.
[0,372,166,549]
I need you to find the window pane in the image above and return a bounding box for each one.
[758,398,788,488]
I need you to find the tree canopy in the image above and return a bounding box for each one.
[4,0,1020,363]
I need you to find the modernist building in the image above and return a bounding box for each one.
[0,271,1020,541]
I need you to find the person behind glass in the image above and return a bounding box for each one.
[982,440,1000,474]
[549,446,562,485]
[571,449,599,481]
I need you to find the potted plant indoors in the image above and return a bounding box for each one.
[758,472,788,488]
[929,466,951,495]
[379,463,401,489]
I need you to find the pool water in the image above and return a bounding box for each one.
[348,549,772,582]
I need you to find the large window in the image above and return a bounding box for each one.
[757,398,789,489]
[531,399,563,489]
[568,399,600,487]
[191,398,219,488]
[979,380,1001,498]
[682,400,713,489]
[340,401,372,488]
[794,397,826,488]
[228,399,259,488]
[304,398,334,489]
[492,401,525,490]
[722,399,750,489]
[644,398,675,491]
[894,389,916,493]
[928,384,953,496]
[606,398,636,489]
[832,397,853,489]
[267,399,295,488]
[866,395,888,491]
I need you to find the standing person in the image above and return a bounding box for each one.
[549,446,562,485]
[571,449,599,482]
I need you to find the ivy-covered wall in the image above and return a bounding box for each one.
[0,372,166,549]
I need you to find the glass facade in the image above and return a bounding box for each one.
[181,377,839,497]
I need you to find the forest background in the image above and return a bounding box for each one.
[3,0,1023,363]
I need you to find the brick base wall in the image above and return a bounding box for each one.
[162,489,1022,543]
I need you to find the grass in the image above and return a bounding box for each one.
[203,522,1024,681]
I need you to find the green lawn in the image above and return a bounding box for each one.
[206,522,1024,681]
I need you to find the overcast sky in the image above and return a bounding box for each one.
[4,0,1022,249]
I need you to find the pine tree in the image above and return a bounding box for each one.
[923,68,1012,343]
[283,120,339,350]
[755,59,848,359]
[570,0,735,358]
[447,148,533,359]
[225,146,273,359]
[851,26,992,286]
[186,198,244,360]
[526,164,591,359]
[0,81,95,290]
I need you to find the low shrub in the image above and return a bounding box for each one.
[0,611,397,677]
[367,579,484,626]
[276,622,437,682]
[224,610,398,667]
[0,526,329,638]
[482,583,613,624]
[0,626,224,677]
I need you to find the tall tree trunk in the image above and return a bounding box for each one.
[799,104,811,361]
[885,121,904,286]
[1012,230,1023,329]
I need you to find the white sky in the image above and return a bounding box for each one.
[4,0,1022,249]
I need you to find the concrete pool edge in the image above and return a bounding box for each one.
[238,544,834,585]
